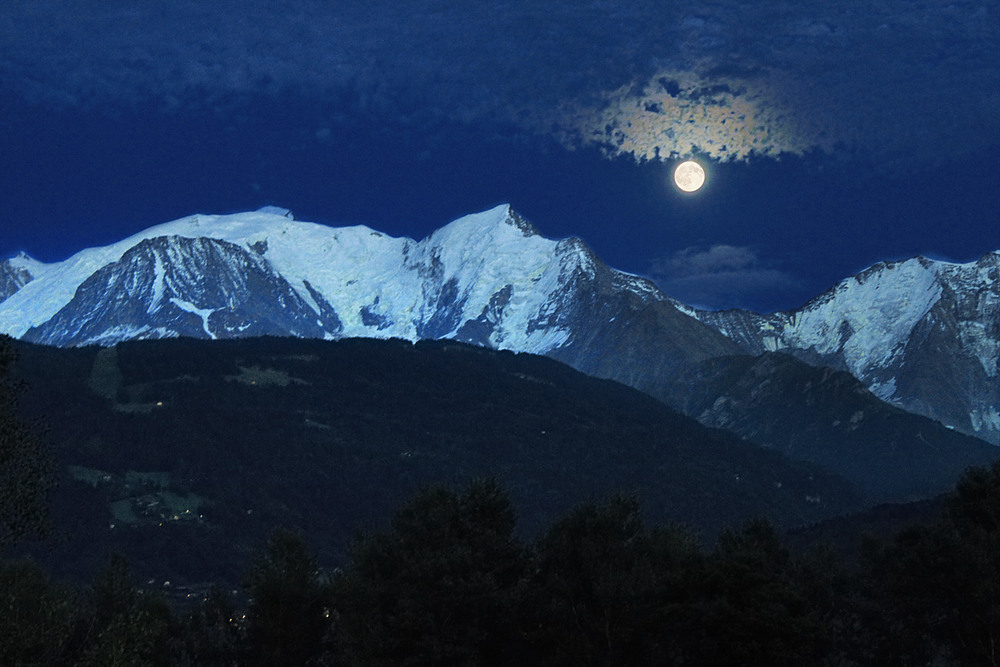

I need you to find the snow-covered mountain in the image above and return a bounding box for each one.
[0,204,738,381]
[3,205,995,446]
[0,252,41,303]
[694,253,1000,445]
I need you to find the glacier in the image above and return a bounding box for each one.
[0,205,660,356]
[696,251,1000,444]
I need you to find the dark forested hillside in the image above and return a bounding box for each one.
[10,336,860,586]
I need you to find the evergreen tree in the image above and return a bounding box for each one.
[530,494,703,665]
[941,462,1000,665]
[793,541,865,665]
[0,336,53,549]
[688,518,826,666]
[333,478,529,666]
[180,585,243,666]
[868,462,1000,665]
[0,558,82,664]
[81,554,176,667]
[244,529,333,666]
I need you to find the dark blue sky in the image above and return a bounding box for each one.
[1,1,998,313]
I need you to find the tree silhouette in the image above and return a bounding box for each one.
[530,494,703,664]
[869,461,1000,665]
[81,554,175,667]
[683,518,826,666]
[0,335,53,549]
[244,529,333,666]
[333,478,530,666]
[180,585,243,665]
[0,558,81,664]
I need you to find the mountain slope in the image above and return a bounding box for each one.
[9,336,860,585]
[26,236,333,345]
[695,253,1000,444]
[0,252,40,303]
[1,204,740,380]
[659,352,998,502]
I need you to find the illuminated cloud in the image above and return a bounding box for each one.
[548,70,811,162]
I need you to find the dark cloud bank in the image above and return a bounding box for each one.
[3,0,996,166]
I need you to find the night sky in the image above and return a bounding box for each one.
[1,1,998,313]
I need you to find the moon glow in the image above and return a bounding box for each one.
[673,160,706,192]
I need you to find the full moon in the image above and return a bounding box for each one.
[673,160,706,192]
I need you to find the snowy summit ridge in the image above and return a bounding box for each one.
[696,250,1000,444]
[0,205,660,357]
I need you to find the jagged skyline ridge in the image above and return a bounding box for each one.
[693,252,1000,444]
[3,205,997,344]
[1,205,651,350]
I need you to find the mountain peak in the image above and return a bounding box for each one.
[1,204,741,379]
[4,250,47,271]
[0,251,49,304]
[976,249,1000,267]
[506,207,540,237]
[426,204,538,245]
[694,245,1000,445]
[254,205,295,219]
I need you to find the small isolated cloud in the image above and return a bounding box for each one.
[659,244,759,275]
[649,245,799,311]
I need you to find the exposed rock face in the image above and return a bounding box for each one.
[0,252,37,303]
[695,252,1000,444]
[2,205,738,382]
[24,236,331,345]
[658,352,998,501]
